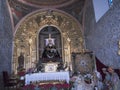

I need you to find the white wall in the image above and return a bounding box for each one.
[93,0,109,22]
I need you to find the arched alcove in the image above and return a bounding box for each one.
[13,9,84,73]
[38,26,62,63]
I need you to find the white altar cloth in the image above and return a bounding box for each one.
[25,71,70,85]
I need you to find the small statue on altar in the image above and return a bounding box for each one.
[36,64,43,72]
[57,62,68,71]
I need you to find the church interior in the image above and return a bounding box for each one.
[0,0,120,90]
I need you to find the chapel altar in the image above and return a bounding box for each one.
[12,10,96,86]
[25,34,70,84]
[11,7,98,90]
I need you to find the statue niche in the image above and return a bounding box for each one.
[18,52,24,70]
[39,26,62,63]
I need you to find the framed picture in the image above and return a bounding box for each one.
[44,62,58,72]
[72,51,95,74]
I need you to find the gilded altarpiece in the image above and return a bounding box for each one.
[13,10,84,73]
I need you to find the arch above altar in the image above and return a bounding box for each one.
[13,9,84,73]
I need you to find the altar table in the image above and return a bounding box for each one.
[25,71,70,85]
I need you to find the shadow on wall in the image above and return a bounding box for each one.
[0,74,4,90]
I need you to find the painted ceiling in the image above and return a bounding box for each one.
[17,0,79,8]
[8,0,85,26]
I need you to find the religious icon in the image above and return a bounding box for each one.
[42,34,60,62]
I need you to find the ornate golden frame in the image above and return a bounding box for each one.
[13,9,84,73]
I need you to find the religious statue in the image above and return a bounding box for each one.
[107,66,119,90]
[42,34,60,62]
[42,45,60,59]
[57,62,68,71]
[36,64,43,72]
[18,52,24,69]
[73,75,85,90]
[102,68,111,90]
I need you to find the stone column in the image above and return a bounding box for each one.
[0,0,13,89]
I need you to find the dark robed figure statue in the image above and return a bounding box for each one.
[18,53,24,69]
[41,34,61,63]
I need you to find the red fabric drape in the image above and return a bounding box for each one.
[95,57,107,80]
